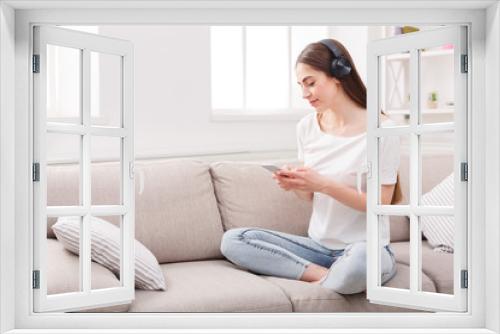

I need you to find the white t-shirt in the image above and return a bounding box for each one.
[296,112,400,250]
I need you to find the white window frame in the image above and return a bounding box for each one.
[0,2,498,334]
[32,25,135,312]
[366,26,468,312]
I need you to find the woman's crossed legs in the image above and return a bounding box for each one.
[220,227,397,294]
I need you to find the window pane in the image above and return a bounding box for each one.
[419,45,455,124]
[419,131,455,206]
[46,44,82,124]
[246,26,288,110]
[378,215,408,290]
[91,52,122,127]
[46,133,82,207]
[420,216,454,295]
[210,26,244,110]
[378,134,409,205]
[91,215,123,289]
[291,26,328,109]
[47,216,82,295]
[91,136,122,206]
[379,52,411,126]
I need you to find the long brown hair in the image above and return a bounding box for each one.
[296,39,403,204]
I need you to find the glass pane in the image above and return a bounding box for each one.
[91,215,123,289]
[378,215,408,290]
[246,26,288,110]
[47,216,82,295]
[210,26,244,110]
[91,136,122,205]
[419,131,455,205]
[420,215,454,294]
[291,26,328,109]
[46,44,82,124]
[91,52,122,127]
[419,44,455,124]
[46,133,82,206]
[379,52,410,127]
[378,134,409,205]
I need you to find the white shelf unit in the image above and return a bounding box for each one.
[386,107,455,115]
[381,39,455,124]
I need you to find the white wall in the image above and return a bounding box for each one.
[98,25,300,160]
[46,25,402,162]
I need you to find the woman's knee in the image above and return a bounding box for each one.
[344,241,367,263]
[220,228,245,257]
[328,242,367,294]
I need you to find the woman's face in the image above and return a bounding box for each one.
[296,63,340,111]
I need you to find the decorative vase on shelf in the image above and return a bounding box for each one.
[427,91,438,109]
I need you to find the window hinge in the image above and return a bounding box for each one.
[461,54,468,73]
[32,163,40,182]
[461,269,468,289]
[32,54,40,73]
[461,162,468,182]
[366,161,372,179]
[33,270,40,289]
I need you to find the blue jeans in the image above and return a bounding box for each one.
[220,227,397,294]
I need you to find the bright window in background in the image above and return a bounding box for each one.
[48,26,100,121]
[210,26,328,114]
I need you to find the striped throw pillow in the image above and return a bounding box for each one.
[53,216,166,290]
[421,173,454,253]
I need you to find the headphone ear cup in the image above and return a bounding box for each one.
[331,57,352,78]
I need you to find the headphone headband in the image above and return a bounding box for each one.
[319,39,343,59]
[318,39,352,78]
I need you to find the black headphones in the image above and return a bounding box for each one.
[318,39,352,78]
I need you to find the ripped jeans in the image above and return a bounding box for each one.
[220,227,397,294]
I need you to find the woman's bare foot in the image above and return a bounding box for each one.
[300,263,329,282]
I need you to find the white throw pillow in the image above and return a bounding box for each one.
[52,216,166,290]
[421,173,454,253]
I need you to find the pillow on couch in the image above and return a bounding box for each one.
[420,173,454,253]
[52,216,166,290]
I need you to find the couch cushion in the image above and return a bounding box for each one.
[47,159,226,264]
[128,260,292,312]
[263,262,434,313]
[262,276,349,312]
[47,238,130,312]
[135,159,225,263]
[53,216,166,290]
[210,162,312,236]
[390,241,453,294]
[389,216,410,243]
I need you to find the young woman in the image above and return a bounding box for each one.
[220,39,402,294]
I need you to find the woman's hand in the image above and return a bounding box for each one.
[271,164,296,191]
[272,165,329,193]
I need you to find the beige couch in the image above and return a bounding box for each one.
[45,151,453,313]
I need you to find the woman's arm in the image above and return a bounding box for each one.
[320,179,396,212]
[276,168,396,211]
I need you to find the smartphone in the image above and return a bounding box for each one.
[262,165,280,173]
[261,165,290,177]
